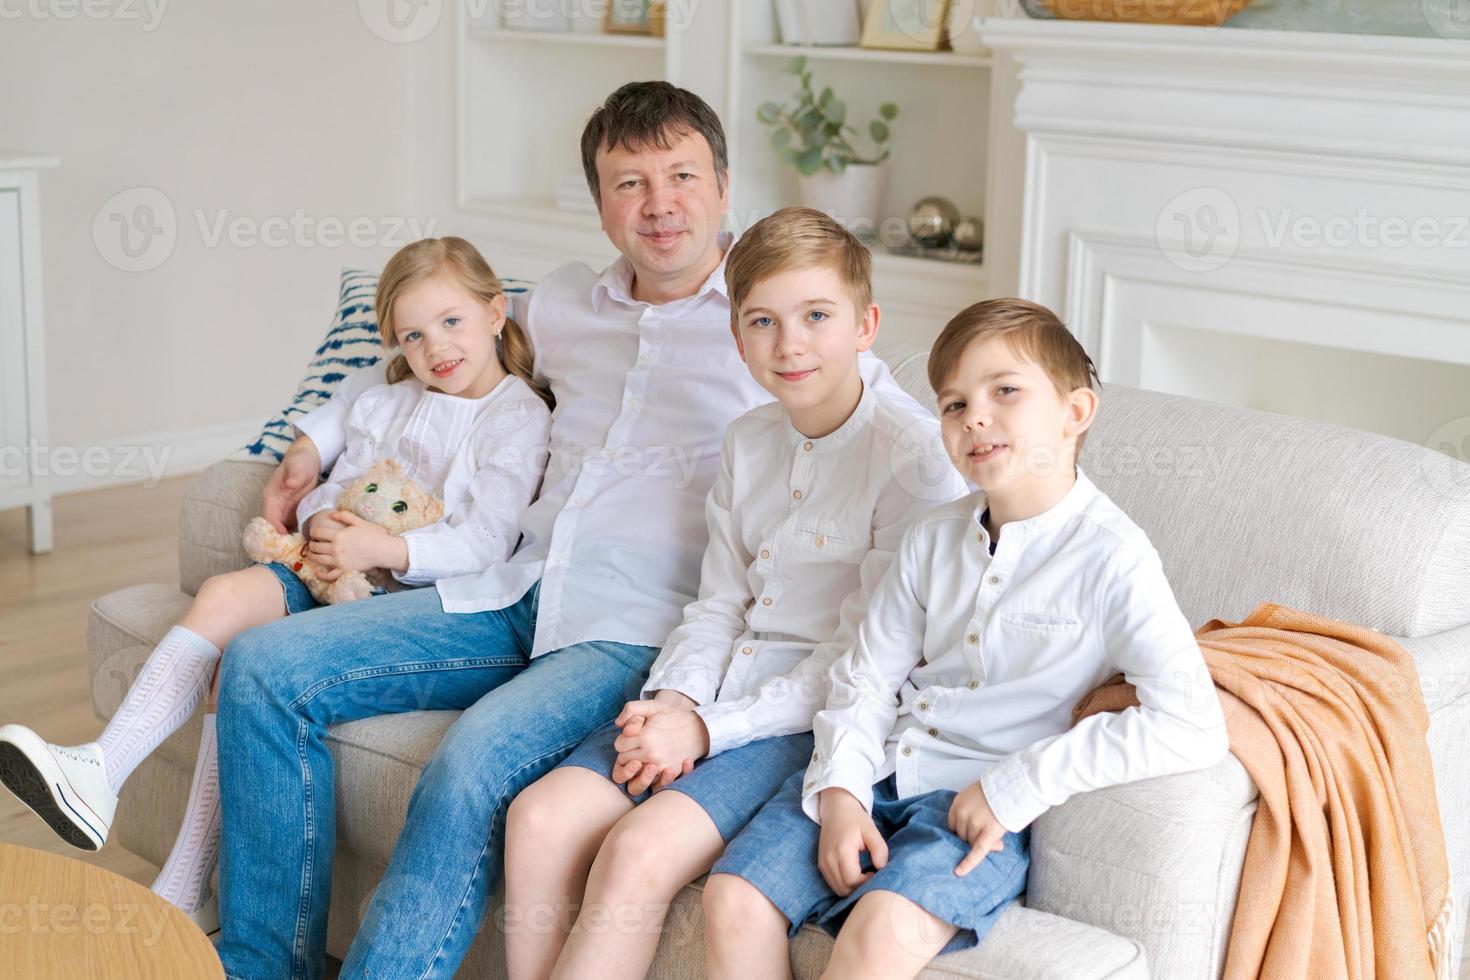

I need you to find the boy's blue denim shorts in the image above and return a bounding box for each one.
[555,721,814,842]
[711,770,1030,955]
[258,561,387,616]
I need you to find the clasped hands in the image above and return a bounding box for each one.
[301,511,404,581]
[610,689,710,796]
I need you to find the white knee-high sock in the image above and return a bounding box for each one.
[151,713,220,914]
[97,625,221,793]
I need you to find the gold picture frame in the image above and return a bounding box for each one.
[861,0,951,52]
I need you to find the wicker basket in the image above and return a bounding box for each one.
[1038,0,1253,26]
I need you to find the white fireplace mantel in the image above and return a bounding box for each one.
[978,19,1470,441]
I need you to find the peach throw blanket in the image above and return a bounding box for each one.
[1072,602,1454,979]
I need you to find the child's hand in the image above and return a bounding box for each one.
[619,688,698,741]
[307,512,404,575]
[948,781,1008,876]
[818,788,887,896]
[611,701,708,795]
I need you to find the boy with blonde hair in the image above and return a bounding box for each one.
[703,298,1230,980]
[502,208,967,980]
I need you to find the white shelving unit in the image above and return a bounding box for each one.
[0,149,58,554]
[454,1,1024,346]
[745,43,993,69]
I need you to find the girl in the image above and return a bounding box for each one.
[0,236,553,933]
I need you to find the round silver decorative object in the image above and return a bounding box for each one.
[953,216,984,252]
[908,196,961,247]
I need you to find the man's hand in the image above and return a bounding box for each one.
[611,700,707,795]
[948,781,1008,876]
[262,437,322,534]
[306,512,406,575]
[818,788,887,897]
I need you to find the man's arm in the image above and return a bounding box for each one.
[262,435,323,534]
[261,363,383,532]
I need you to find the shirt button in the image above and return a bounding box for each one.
[760,549,770,559]
[967,633,978,644]
[815,535,825,549]
[901,746,913,756]
[762,597,773,606]
[968,679,979,689]
[792,490,803,500]
[742,646,753,656]
[977,532,985,543]
[803,441,813,451]
[917,701,929,711]
[988,575,1001,585]
[928,727,938,737]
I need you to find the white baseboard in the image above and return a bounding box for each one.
[35,418,263,497]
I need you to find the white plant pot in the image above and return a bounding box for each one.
[797,162,890,239]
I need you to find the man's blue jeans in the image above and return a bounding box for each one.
[213,582,658,980]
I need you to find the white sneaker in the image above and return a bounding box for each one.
[0,725,117,851]
[188,894,220,939]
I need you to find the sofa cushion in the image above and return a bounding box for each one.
[178,459,273,596]
[233,269,386,465]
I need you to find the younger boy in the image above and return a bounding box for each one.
[501,207,969,980]
[703,298,1230,980]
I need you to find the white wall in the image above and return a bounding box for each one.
[0,0,433,490]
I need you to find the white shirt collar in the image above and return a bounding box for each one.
[591,230,735,312]
[785,382,876,456]
[977,466,1100,544]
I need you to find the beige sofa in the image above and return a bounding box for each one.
[87,341,1470,978]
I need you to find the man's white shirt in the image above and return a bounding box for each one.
[639,384,968,757]
[800,467,1230,833]
[294,234,930,657]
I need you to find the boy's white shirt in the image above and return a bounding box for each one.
[294,375,552,585]
[292,236,924,657]
[639,384,968,757]
[801,467,1230,833]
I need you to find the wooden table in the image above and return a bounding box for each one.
[0,843,223,978]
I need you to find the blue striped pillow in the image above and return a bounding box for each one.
[236,268,534,463]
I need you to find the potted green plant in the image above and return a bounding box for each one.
[757,57,899,238]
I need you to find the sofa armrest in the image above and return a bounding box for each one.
[178,459,275,596]
[1025,754,1257,980]
[1396,622,1470,716]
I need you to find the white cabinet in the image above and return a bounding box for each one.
[0,152,57,554]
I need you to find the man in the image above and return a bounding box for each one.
[216,81,930,979]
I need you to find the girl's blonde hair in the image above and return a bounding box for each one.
[375,237,552,409]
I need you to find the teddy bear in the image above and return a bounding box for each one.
[242,459,445,606]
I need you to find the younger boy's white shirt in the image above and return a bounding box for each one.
[801,467,1229,833]
[641,384,967,757]
[294,375,552,585]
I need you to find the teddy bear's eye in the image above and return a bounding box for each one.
[392,501,408,514]
[365,484,378,493]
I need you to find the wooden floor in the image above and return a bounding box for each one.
[0,477,193,886]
